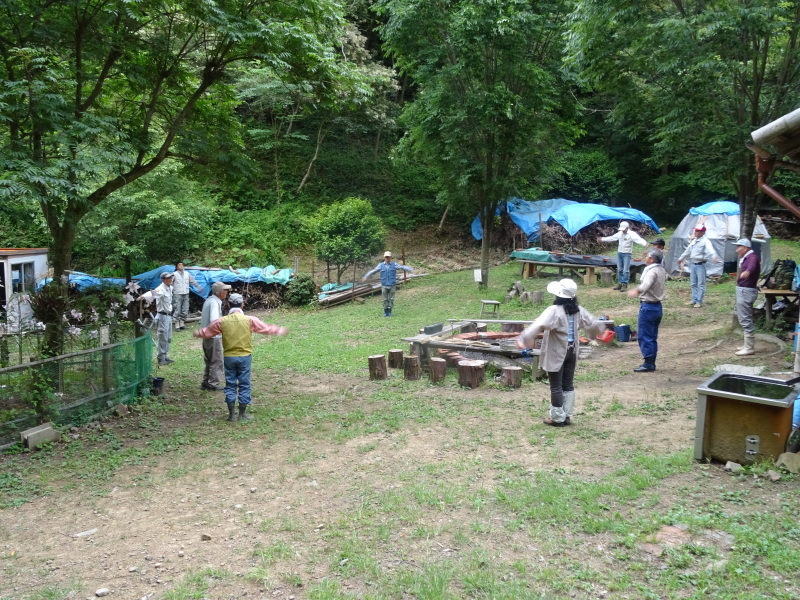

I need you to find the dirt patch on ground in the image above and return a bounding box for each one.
[0,299,796,599]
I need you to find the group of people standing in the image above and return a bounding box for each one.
[522,223,762,427]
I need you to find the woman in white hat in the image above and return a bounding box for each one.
[517,279,606,427]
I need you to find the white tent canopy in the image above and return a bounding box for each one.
[664,201,771,276]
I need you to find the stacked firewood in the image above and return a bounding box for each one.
[539,221,656,255]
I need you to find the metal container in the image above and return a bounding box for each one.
[695,372,796,464]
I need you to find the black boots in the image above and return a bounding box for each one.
[238,404,253,420]
[227,403,236,422]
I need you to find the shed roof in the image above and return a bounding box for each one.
[0,248,48,257]
[751,107,800,159]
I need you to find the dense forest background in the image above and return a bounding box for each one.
[3,0,800,280]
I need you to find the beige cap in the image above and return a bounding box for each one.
[211,281,232,294]
[384,251,392,257]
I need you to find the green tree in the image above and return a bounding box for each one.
[309,197,385,283]
[565,0,800,238]
[74,165,217,280]
[378,0,577,288]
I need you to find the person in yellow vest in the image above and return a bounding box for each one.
[194,293,288,421]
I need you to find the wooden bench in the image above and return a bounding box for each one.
[517,259,644,285]
[759,289,800,328]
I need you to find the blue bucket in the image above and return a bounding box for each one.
[615,325,631,342]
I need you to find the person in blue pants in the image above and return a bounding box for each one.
[362,251,414,317]
[627,248,667,372]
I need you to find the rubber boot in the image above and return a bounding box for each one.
[619,283,627,292]
[226,403,236,422]
[562,391,575,426]
[383,309,389,317]
[735,334,755,356]
[544,404,568,427]
[612,283,622,291]
[238,404,254,420]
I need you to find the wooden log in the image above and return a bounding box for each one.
[501,366,523,388]
[457,360,486,389]
[388,349,404,369]
[513,280,525,295]
[368,355,388,380]
[445,352,464,367]
[428,357,447,384]
[476,322,488,333]
[404,355,422,381]
[501,323,525,333]
[531,290,544,304]
[519,291,531,304]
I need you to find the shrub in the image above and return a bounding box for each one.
[284,273,319,307]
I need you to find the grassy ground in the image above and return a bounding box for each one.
[2,249,800,600]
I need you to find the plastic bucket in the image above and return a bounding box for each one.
[597,329,615,344]
[151,377,165,396]
[615,325,631,342]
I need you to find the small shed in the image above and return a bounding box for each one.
[0,248,49,310]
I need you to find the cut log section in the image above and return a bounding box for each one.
[458,359,486,389]
[368,355,388,380]
[428,357,447,384]
[501,366,522,388]
[404,355,422,380]
[501,323,525,333]
[388,349,404,369]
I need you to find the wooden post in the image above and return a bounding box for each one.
[388,349,404,368]
[531,290,544,304]
[352,262,357,303]
[402,246,407,283]
[501,366,523,388]
[428,357,446,384]
[458,360,486,388]
[368,354,388,380]
[404,355,421,380]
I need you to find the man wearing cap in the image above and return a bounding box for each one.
[733,238,761,356]
[651,238,666,251]
[677,225,720,308]
[194,293,289,422]
[138,271,175,365]
[597,221,648,292]
[362,251,414,317]
[172,262,202,331]
[627,248,667,372]
[200,281,231,391]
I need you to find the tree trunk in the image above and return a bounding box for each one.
[457,359,486,388]
[368,354,388,380]
[501,366,523,388]
[428,357,446,384]
[480,216,492,290]
[388,349,404,368]
[438,204,450,231]
[296,124,327,193]
[739,170,760,241]
[404,355,421,380]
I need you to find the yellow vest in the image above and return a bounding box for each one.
[219,312,253,357]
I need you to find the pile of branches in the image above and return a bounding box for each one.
[539,221,657,255]
[187,282,285,313]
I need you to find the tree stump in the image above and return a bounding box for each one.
[600,268,614,287]
[501,323,525,333]
[476,323,488,333]
[368,355,388,380]
[428,357,447,384]
[388,349,404,369]
[519,291,531,304]
[531,290,544,304]
[404,355,422,380]
[457,360,486,389]
[501,366,523,388]
[445,352,464,367]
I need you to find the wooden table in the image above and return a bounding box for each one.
[760,289,800,328]
[517,259,645,285]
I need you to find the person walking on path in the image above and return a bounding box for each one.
[596,221,648,292]
[194,293,288,422]
[362,251,414,317]
[626,248,667,372]
[516,279,606,427]
[200,281,231,391]
[677,225,720,308]
[139,271,175,365]
[733,238,761,356]
[172,262,202,331]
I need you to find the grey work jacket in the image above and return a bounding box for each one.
[519,305,604,372]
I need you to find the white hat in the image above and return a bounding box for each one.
[384,251,392,257]
[735,238,752,248]
[547,278,578,299]
[618,221,630,231]
[160,271,174,279]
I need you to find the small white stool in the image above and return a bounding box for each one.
[479,300,501,319]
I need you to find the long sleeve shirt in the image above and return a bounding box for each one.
[195,307,285,356]
[139,283,173,314]
[600,230,648,254]
[364,261,414,286]
[172,270,198,295]
[678,236,718,264]
[737,250,761,289]
[636,263,667,302]
[519,305,605,372]
[200,294,223,338]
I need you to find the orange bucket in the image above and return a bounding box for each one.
[596,330,615,344]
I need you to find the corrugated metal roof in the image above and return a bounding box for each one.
[751,107,800,159]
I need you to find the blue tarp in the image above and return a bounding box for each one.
[689,200,740,216]
[472,198,578,241]
[45,265,294,298]
[546,203,660,236]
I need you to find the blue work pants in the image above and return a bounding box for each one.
[690,262,707,305]
[617,252,632,284]
[637,302,662,368]
[223,355,252,406]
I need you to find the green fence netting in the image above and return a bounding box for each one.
[0,334,153,447]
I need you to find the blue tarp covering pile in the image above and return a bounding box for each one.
[47,265,294,298]
[689,200,740,216]
[546,203,660,236]
[472,198,577,241]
